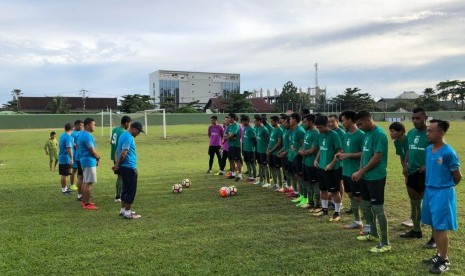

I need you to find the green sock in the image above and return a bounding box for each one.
[360,200,377,236]
[351,198,361,222]
[372,204,389,245]
[116,175,123,197]
[412,199,422,232]
[409,198,415,221]
[312,183,320,207]
[258,165,264,183]
[265,166,271,183]
[271,168,278,185]
[252,162,257,178]
[299,179,305,197]
[303,181,310,200]
[291,175,298,191]
[277,169,283,187]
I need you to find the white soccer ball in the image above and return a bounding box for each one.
[172,184,183,193]
[182,179,191,188]
[229,186,238,196]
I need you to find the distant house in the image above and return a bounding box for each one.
[376,91,420,110]
[18,96,118,113]
[203,97,276,113]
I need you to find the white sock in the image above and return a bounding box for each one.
[77,194,82,199]
[125,210,131,216]
[322,199,328,209]
[335,203,341,212]
[62,187,67,192]
[120,208,125,213]
[232,172,236,176]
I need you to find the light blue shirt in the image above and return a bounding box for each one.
[117,131,137,169]
[78,131,97,168]
[58,132,73,164]
[71,130,81,160]
[426,144,460,188]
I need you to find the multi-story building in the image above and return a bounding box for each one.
[149,70,240,107]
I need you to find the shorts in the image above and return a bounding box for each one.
[49,153,58,162]
[361,178,386,205]
[120,166,138,204]
[243,151,256,163]
[228,147,243,162]
[421,186,457,231]
[407,171,426,194]
[58,164,71,176]
[269,155,281,168]
[302,166,318,183]
[342,176,361,196]
[208,146,221,156]
[292,155,303,176]
[257,153,268,165]
[317,168,341,192]
[76,160,83,176]
[82,166,97,183]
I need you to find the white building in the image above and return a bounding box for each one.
[149,70,240,106]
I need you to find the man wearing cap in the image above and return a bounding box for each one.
[113,121,143,219]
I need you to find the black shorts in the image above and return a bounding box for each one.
[407,171,426,194]
[302,166,318,183]
[120,166,138,204]
[342,176,361,196]
[208,146,221,156]
[317,168,341,192]
[292,155,303,175]
[361,178,386,205]
[257,153,268,165]
[76,160,83,176]
[58,164,71,176]
[243,151,255,163]
[269,155,281,168]
[228,147,243,162]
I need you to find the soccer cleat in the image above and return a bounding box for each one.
[359,225,371,236]
[428,257,450,274]
[62,190,72,195]
[214,171,224,176]
[114,197,121,202]
[296,198,308,207]
[262,183,272,188]
[343,221,363,230]
[399,230,423,239]
[246,177,255,183]
[425,237,437,249]
[329,212,341,222]
[313,209,328,217]
[310,207,322,213]
[422,254,451,266]
[291,195,304,203]
[299,203,310,208]
[70,184,78,191]
[357,234,379,242]
[227,175,235,180]
[235,176,242,182]
[401,218,414,227]
[253,181,263,186]
[123,213,142,219]
[370,243,392,253]
[206,170,212,174]
[82,203,99,210]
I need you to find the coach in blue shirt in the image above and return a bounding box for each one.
[58,123,74,194]
[113,121,144,219]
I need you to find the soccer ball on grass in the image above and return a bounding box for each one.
[172,184,183,193]
[181,179,191,188]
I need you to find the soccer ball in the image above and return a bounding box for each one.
[219,186,230,198]
[229,186,238,196]
[182,179,191,188]
[172,184,183,193]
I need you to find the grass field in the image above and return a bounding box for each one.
[0,122,464,275]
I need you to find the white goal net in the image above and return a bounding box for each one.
[105,109,167,139]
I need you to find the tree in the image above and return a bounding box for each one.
[387,100,416,112]
[330,87,374,112]
[414,88,441,111]
[224,92,254,113]
[175,100,200,113]
[436,80,465,110]
[159,96,177,113]
[3,99,19,111]
[120,94,154,113]
[46,96,71,114]
[11,89,22,110]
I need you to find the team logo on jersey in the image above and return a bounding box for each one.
[414,137,419,144]
[437,157,443,165]
[322,140,326,146]
[346,139,350,147]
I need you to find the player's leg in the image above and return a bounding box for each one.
[328,170,342,221]
[358,180,377,240]
[76,161,83,201]
[59,164,71,194]
[314,169,329,216]
[369,178,390,253]
[120,167,140,219]
[208,146,215,173]
[81,167,98,210]
[343,176,363,229]
[401,171,425,238]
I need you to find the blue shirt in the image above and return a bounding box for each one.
[425,144,460,188]
[71,130,81,160]
[58,132,73,164]
[78,131,97,168]
[117,131,137,169]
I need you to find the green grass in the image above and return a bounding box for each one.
[0,122,464,275]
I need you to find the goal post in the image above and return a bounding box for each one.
[144,109,167,139]
[107,108,167,139]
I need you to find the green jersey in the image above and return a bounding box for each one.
[341,129,365,176]
[264,122,273,133]
[406,128,429,174]
[242,125,256,152]
[268,126,283,156]
[361,125,388,180]
[288,126,306,161]
[394,138,408,161]
[226,122,241,148]
[317,130,342,170]
[110,126,126,161]
[45,138,58,155]
[334,127,346,141]
[255,126,270,154]
[303,129,319,167]
[282,129,290,152]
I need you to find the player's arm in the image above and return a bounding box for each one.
[326,148,342,170]
[116,149,128,166]
[67,146,73,165]
[453,169,462,185]
[303,145,317,156]
[208,126,211,138]
[89,147,100,161]
[268,137,282,155]
[44,142,49,155]
[314,151,321,167]
[359,152,382,174]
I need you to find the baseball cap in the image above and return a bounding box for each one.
[131,122,144,133]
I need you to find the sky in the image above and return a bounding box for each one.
[1,0,464,105]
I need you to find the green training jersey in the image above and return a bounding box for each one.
[334,127,345,141]
[394,137,408,161]
[406,128,429,174]
[288,126,306,161]
[45,138,58,155]
[361,125,388,180]
[242,125,256,152]
[110,126,126,161]
[268,126,283,156]
[264,122,273,133]
[303,129,319,167]
[282,129,290,152]
[341,129,365,176]
[317,130,342,170]
[226,122,241,148]
[255,125,270,154]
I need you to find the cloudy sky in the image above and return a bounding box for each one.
[1,0,464,105]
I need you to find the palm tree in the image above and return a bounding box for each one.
[46,96,71,114]
[11,89,22,110]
